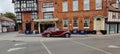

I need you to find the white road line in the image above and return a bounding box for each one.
[14,43,27,46]
[8,47,26,52]
[108,45,120,48]
[71,40,112,54]
[40,38,52,54]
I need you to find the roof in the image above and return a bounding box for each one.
[0,16,15,23]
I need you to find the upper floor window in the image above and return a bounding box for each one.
[84,18,90,28]
[73,18,78,27]
[96,0,102,10]
[43,2,54,8]
[16,13,22,19]
[32,12,37,20]
[73,0,78,11]
[44,13,53,19]
[112,12,117,19]
[15,1,20,8]
[62,1,68,12]
[84,0,90,10]
[63,18,68,28]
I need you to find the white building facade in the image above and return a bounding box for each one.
[107,0,120,34]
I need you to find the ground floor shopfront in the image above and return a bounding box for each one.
[107,23,120,34]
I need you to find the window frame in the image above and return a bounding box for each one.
[73,18,78,28]
[62,1,68,12]
[73,0,78,11]
[84,0,90,10]
[96,0,102,10]
[44,12,53,19]
[84,18,90,28]
[63,18,68,28]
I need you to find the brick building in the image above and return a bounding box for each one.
[12,0,107,34]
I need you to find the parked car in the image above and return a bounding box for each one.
[42,27,71,38]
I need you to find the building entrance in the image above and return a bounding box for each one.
[40,24,55,33]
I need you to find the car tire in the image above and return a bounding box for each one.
[65,34,70,38]
[46,34,50,37]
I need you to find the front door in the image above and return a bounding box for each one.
[94,18,105,30]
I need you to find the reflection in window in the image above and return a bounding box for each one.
[73,0,78,11]
[96,0,102,10]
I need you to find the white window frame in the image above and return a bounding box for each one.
[44,12,53,19]
[63,19,68,29]
[62,1,68,12]
[84,18,90,28]
[73,0,78,11]
[96,0,102,10]
[73,18,78,28]
[84,0,90,10]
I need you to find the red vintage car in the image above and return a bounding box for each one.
[42,27,71,38]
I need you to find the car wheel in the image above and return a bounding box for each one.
[65,34,70,38]
[46,34,50,37]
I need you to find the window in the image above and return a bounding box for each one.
[32,12,37,19]
[43,2,54,8]
[118,13,120,19]
[73,18,78,27]
[44,13,53,19]
[20,0,37,11]
[63,19,68,28]
[84,18,89,28]
[16,13,22,23]
[112,12,117,19]
[84,0,90,10]
[62,1,68,12]
[96,0,102,10]
[73,0,78,11]
[16,13,22,19]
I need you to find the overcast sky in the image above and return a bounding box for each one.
[0,0,14,13]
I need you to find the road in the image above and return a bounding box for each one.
[0,32,120,54]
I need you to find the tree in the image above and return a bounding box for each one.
[4,12,16,21]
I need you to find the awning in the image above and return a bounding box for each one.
[33,18,59,22]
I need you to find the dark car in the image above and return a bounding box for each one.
[42,27,71,38]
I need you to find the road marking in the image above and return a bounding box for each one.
[15,43,27,46]
[108,45,120,48]
[40,38,52,54]
[71,40,112,54]
[8,47,26,52]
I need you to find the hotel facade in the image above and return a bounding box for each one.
[12,0,107,34]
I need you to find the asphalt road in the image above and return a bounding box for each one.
[0,32,120,54]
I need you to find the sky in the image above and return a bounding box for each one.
[0,0,14,13]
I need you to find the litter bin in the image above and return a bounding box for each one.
[25,30,31,34]
[32,30,36,34]
[70,30,78,34]
[78,30,86,35]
